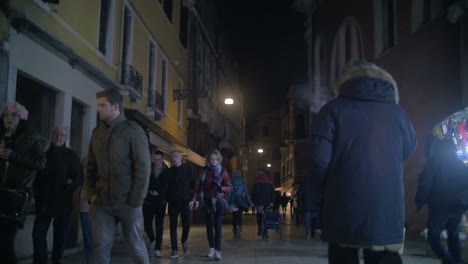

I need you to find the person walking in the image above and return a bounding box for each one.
[86,88,151,264]
[251,168,275,237]
[280,193,289,215]
[142,150,168,258]
[192,149,232,260]
[32,126,82,264]
[165,150,195,259]
[305,60,417,264]
[227,170,253,239]
[416,138,468,264]
[0,102,48,264]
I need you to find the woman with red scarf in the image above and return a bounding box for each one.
[192,149,231,261]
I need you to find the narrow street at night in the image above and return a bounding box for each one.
[18,214,440,264]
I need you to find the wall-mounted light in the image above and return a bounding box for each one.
[257,148,263,153]
[224,98,234,105]
[267,163,271,167]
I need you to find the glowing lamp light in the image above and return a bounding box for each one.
[257,148,264,153]
[267,163,271,167]
[224,98,234,105]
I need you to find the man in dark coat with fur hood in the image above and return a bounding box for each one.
[304,60,417,264]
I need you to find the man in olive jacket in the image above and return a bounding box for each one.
[86,89,151,264]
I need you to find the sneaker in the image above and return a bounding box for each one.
[148,240,156,252]
[214,250,222,261]
[182,242,190,254]
[170,250,178,259]
[154,250,162,258]
[208,248,215,258]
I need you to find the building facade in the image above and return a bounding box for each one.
[294,0,468,230]
[0,0,206,259]
[280,85,310,194]
[186,0,246,173]
[245,108,283,189]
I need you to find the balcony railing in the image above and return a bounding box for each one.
[122,65,143,99]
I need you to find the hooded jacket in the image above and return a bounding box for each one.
[251,173,275,206]
[416,139,468,212]
[227,176,253,207]
[305,61,417,246]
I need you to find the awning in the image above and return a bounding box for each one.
[125,108,206,167]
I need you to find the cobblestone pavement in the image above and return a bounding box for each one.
[21,213,441,264]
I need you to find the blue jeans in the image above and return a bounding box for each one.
[32,213,71,264]
[89,203,149,264]
[80,213,93,264]
[205,202,225,251]
[427,209,463,264]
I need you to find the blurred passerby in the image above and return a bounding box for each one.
[416,138,468,264]
[305,60,417,264]
[227,170,253,238]
[280,193,289,215]
[33,126,82,264]
[192,149,231,260]
[142,150,168,258]
[251,168,275,237]
[86,89,151,264]
[165,150,195,259]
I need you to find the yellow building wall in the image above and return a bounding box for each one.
[9,0,188,145]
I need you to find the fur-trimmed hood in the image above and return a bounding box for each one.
[334,60,399,104]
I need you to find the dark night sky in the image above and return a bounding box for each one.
[215,0,308,121]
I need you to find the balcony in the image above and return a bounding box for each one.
[121,65,143,100]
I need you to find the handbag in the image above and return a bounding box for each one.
[0,188,32,227]
[236,193,249,210]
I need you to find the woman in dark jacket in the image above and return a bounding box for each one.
[0,102,48,264]
[192,149,231,261]
[305,60,417,263]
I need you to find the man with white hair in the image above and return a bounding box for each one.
[33,125,83,264]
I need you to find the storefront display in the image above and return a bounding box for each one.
[433,107,468,163]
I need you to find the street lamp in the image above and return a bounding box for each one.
[224,98,234,105]
[257,148,263,153]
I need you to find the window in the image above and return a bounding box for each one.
[148,41,157,107]
[98,0,115,57]
[163,0,173,22]
[374,0,396,56]
[121,6,134,83]
[411,0,445,32]
[382,0,396,51]
[70,100,84,156]
[15,73,56,139]
[177,79,183,123]
[160,59,168,113]
[179,0,188,48]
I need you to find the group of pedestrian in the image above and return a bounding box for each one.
[2,59,467,264]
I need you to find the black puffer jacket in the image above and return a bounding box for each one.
[0,127,48,192]
[34,144,82,214]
